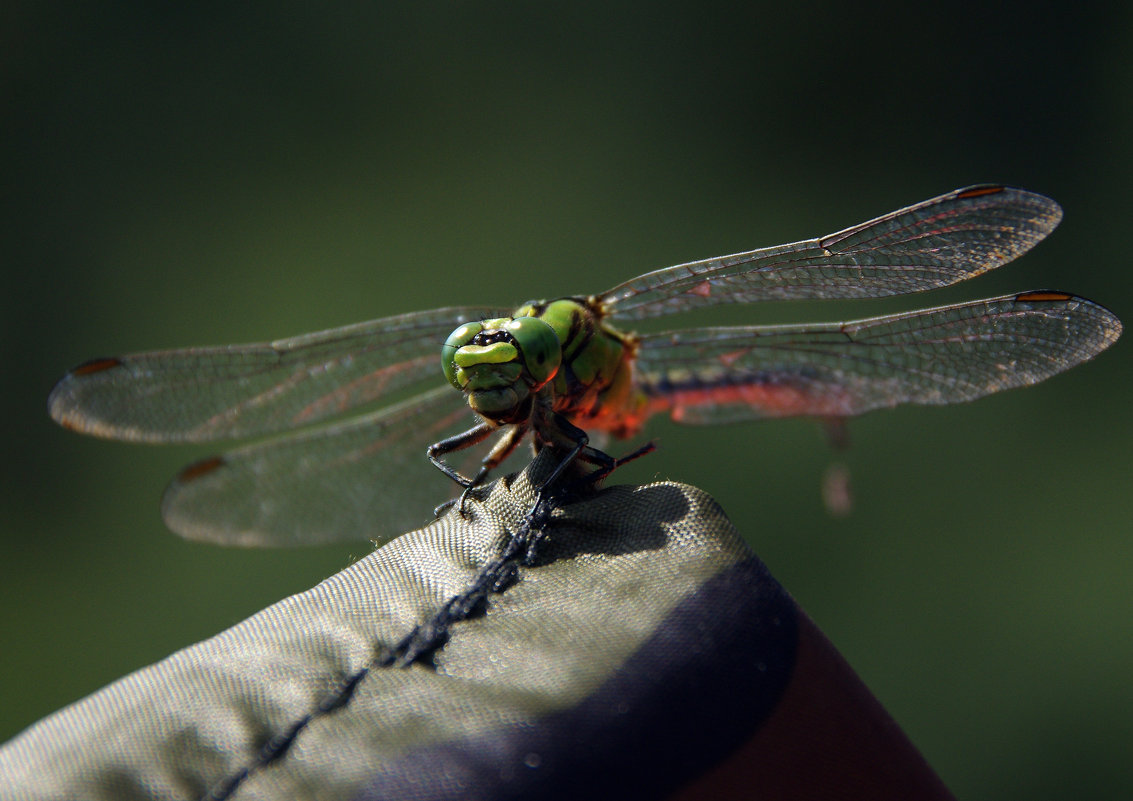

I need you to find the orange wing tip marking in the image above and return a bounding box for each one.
[71,357,123,376]
[55,416,86,432]
[956,185,1005,199]
[1016,291,1073,302]
[177,456,226,484]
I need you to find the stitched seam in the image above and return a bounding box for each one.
[200,492,558,801]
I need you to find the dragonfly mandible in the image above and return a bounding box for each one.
[48,185,1122,546]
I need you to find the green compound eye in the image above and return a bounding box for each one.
[505,316,562,388]
[441,322,483,389]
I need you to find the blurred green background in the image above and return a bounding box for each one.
[3,3,1131,797]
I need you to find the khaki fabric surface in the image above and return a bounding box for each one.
[1,453,773,800]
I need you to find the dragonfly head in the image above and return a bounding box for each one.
[442,316,562,423]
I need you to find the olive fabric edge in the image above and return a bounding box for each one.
[354,555,797,801]
[0,453,954,800]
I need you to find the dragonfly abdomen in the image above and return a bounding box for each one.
[638,367,851,425]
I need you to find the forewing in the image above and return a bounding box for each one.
[48,306,505,442]
[601,186,1062,320]
[634,292,1121,424]
[161,387,499,546]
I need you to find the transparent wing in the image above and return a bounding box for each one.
[160,386,504,546]
[634,292,1122,424]
[601,185,1062,320]
[48,306,506,442]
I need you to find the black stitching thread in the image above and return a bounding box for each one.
[201,491,560,801]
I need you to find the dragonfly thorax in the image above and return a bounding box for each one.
[441,315,562,424]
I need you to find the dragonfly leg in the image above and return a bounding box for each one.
[478,423,529,479]
[518,415,647,564]
[427,422,497,488]
[430,423,530,519]
[452,424,529,516]
[534,412,636,498]
[577,440,657,488]
[535,413,599,493]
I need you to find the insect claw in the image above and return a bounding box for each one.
[456,484,477,518]
[581,440,658,487]
[432,498,457,518]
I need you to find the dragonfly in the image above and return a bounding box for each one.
[48,185,1122,547]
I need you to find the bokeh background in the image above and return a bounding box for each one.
[3,3,1131,797]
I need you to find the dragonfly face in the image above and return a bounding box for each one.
[47,185,1122,546]
[441,315,562,424]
